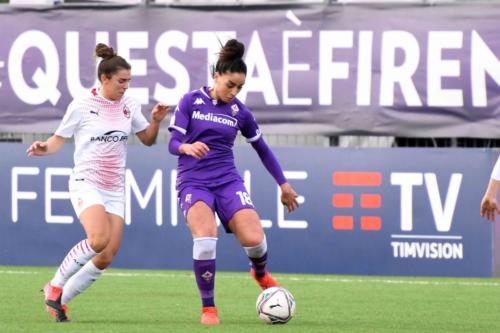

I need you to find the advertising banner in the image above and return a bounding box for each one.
[0,143,494,277]
[0,4,499,136]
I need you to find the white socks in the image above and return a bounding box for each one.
[193,237,218,260]
[243,236,267,258]
[62,260,104,305]
[51,239,97,288]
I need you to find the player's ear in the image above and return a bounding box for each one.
[100,73,112,84]
[213,72,220,83]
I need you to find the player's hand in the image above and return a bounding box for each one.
[280,182,299,213]
[181,141,210,159]
[26,141,48,157]
[151,103,171,123]
[480,195,500,221]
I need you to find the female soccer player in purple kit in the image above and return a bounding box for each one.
[168,39,299,325]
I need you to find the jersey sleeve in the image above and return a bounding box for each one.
[168,94,191,135]
[131,102,149,134]
[55,101,82,138]
[491,155,500,180]
[239,104,262,143]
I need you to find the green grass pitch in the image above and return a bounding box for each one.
[1,266,500,332]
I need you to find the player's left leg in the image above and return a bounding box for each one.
[229,209,280,290]
[62,213,123,305]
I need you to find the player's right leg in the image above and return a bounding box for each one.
[182,188,220,325]
[44,204,111,322]
[193,235,219,325]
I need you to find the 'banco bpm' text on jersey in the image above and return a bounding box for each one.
[55,89,149,192]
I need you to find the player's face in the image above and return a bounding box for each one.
[101,68,131,101]
[213,71,246,103]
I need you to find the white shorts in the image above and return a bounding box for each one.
[69,179,125,219]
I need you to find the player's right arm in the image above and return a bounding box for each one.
[27,99,81,157]
[177,138,210,159]
[480,156,500,221]
[168,94,210,159]
[26,135,65,157]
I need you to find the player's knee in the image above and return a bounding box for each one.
[244,235,267,258]
[241,229,265,247]
[193,237,218,260]
[87,235,110,253]
[188,219,218,238]
[93,252,114,268]
[246,235,264,247]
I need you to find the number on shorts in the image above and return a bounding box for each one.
[236,191,253,206]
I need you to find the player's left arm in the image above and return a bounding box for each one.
[480,156,500,221]
[136,103,171,146]
[250,137,299,213]
[240,105,299,212]
[480,179,500,221]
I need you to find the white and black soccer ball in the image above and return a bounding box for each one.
[256,287,295,324]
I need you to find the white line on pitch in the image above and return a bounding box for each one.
[1,269,499,287]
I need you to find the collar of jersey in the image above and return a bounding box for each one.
[200,86,222,106]
[96,87,122,104]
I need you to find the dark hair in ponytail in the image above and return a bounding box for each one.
[212,39,247,76]
[95,43,131,82]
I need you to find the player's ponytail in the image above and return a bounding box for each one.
[213,39,247,76]
[95,43,131,82]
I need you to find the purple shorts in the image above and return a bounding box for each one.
[178,179,255,233]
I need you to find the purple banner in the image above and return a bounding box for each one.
[0,4,499,136]
[0,143,495,276]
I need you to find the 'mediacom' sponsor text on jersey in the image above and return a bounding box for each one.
[191,110,238,127]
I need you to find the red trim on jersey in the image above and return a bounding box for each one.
[91,88,98,96]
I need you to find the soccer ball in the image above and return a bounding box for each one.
[256,287,295,324]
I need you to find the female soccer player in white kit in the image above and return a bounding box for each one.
[26,43,171,322]
[480,156,500,220]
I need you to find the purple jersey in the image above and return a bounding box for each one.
[169,87,261,191]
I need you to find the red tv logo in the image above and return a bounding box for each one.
[332,172,382,231]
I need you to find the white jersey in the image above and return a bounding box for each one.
[492,155,500,180]
[55,88,149,192]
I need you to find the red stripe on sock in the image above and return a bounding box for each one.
[83,239,91,253]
